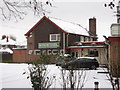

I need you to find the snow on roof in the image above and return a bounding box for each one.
[0,48,13,54]
[25,16,90,36]
[0,38,16,45]
[49,17,89,36]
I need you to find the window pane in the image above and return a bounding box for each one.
[50,34,60,41]
[48,50,52,55]
[52,50,58,55]
[89,49,98,57]
[35,51,41,55]
[51,35,56,40]
[57,35,60,41]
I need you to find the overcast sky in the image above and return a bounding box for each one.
[0,0,118,42]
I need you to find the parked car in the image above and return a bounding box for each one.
[61,57,99,70]
[56,54,75,66]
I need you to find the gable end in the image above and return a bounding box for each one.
[25,16,68,36]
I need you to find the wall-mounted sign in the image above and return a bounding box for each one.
[38,42,60,49]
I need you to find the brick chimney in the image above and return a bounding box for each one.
[89,17,96,36]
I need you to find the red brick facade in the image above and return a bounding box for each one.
[13,49,27,63]
[108,36,120,77]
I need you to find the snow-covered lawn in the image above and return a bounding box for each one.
[0,63,112,89]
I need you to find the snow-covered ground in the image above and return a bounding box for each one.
[0,63,113,89]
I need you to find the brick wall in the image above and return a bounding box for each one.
[109,37,120,77]
[0,53,12,62]
[13,49,27,63]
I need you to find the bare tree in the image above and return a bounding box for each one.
[0,0,53,21]
[23,54,56,90]
[104,0,115,9]
[60,68,87,89]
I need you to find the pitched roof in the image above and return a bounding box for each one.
[25,16,89,36]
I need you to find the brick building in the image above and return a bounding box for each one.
[13,16,108,64]
[108,23,120,77]
[13,16,98,62]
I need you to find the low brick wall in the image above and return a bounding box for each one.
[13,49,27,63]
[0,53,12,62]
[109,36,120,77]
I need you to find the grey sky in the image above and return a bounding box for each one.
[0,0,117,42]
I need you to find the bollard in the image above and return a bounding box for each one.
[94,82,99,90]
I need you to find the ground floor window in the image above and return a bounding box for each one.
[28,50,33,55]
[32,49,65,55]
[76,52,78,57]
[60,49,65,55]
[71,52,79,58]
[88,49,98,57]
[42,50,47,54]
[52,50,59,55]
[34,50,41,55]
[71,52,75,57]
[47,50,52,55]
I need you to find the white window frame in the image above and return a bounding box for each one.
[52,50,59,55]
[50,34,60,41]
[60,49,65,55]
[34,50,41,55]
[28,50,33,55]
[42,50,46,54]
[47,50,52,55]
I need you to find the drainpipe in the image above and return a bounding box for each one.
[66,34,69,47]
[63,33,65,54]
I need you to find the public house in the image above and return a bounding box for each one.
[13,16,107,64]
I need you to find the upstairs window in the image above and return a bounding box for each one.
[29,32,32,37]
[50,34,60,41]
